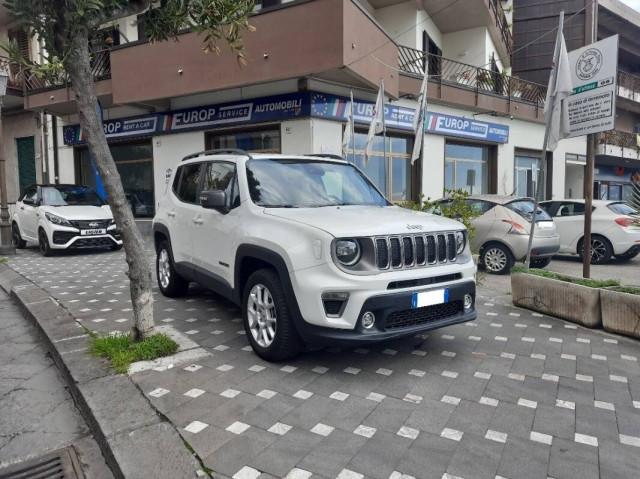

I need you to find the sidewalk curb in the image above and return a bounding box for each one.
[0,264,201,479]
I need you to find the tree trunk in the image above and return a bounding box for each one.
[65,28,154,340]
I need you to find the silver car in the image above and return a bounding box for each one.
[438,195,560,274]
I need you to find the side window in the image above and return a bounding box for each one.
[557,202,585,217]
[176,163,202,204]
[466,200,494,215]
[203,162,239,209]
[21,186,37,204]
[172,167,183,195]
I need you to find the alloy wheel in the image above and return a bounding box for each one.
[484,247,508,273]
[590,239,608,263]
[247,283,277,348]
[158,249,171,289]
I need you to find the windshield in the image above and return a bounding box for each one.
[505,199,552,222]
[608,202,637,216]
[41,186,104,207]
[246,159,388,208]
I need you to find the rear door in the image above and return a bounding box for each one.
[550,201,585,252]
[466,199,496,249]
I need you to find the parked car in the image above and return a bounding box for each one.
[153,150,477,360]
[436,195,560,274]
[11,184,122,256]
[540,199,640,264]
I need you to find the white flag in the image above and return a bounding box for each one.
[365,81,385,162]
[411,65,429,164]
[342,90,354,158]
[544,16,573,151]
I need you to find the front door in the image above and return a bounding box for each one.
[16,137,36,197]
[170,162,203,265]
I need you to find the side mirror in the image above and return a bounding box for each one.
[200,190,228,213]
[22,198,34,206]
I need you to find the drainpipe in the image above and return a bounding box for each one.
[41,112,50,184]
[52,115,60,184]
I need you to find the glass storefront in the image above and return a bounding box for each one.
[444,142,489,194]
[514,152,543,198]
[207,128,281,153]
[346,132,413,202]
[77,141,155,217]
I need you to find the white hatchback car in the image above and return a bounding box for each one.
[540,199,640,264]
[12,184,122,256]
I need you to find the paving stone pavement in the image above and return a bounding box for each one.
[0,287,113,478]
[6,247,640,479]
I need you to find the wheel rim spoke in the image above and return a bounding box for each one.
[247,283,278,348]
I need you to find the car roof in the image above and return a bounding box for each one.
[541,199,617,206]
[467,194,533,205]
[180,152,349,165]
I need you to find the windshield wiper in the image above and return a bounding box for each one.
[262,204,298,208]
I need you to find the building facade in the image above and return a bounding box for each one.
[513,0,640,202]
[5,0,587,218]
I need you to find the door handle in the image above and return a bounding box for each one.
[192,217,204,225]
[20,206,24,210]
[167,211,176,218]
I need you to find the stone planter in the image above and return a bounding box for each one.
[600,289,640,339]
[511,272,602,328]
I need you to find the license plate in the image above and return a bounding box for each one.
[81,229,106,236]
[412,288,448,309]
[537,221,554,229]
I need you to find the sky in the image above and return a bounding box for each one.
[620,0,640,11]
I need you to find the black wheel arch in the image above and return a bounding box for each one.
[152,223,172,253]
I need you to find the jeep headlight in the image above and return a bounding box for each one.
[45,212,73,227]
[455,230,466,255]
[335,239,361,266]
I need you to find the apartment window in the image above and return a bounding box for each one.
[444,142,491,194]
[206,127,281,153]
[348,132,414,202]
[514,151,543,198]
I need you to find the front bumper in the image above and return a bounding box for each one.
[295,280,476,346]
[50,227,122,249]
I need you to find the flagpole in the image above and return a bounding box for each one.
[381,80,388,196]
[350,93,355,164]
[525,11,564,268]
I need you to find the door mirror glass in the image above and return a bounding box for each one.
[22,197,35,206]
[200,190,228,213]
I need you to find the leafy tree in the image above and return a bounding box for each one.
[3,0,255,339]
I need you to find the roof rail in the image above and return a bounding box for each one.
[304,153,345,160]
[182,148,253,162]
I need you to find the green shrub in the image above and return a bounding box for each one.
[511,266,619,289]
[90,333,179,374]
[607,286,640,295]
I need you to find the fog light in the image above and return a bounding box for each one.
[362,311,376,329]
[464,294,473,310]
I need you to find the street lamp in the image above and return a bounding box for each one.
[0,63,15,254]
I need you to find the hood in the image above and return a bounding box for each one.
[40,205,113,220]
[263,205,465,237]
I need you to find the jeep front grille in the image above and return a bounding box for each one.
[374,233,458,270]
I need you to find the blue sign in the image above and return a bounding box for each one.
[426,112,509,143]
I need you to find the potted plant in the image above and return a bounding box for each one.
[511,267,618,328]
[600,286,640,338]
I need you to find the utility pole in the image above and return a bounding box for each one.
[0,66,15,255]
[582,0,598,278]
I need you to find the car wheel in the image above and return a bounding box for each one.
[615,250,639,262]
[11,223,26,249]
[578,235,613,265]
[110,243,123,251]
[243,268,302,361]
[481,243,513,275]
[38,230,53,257]
[530,257,552,269]
[156,240,189,297]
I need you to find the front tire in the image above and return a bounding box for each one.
[156,240,189,297]
[615,250,639,262]
[38,230,53,257]
[11,223,26,249]
[578,235,613,265]
[530,257,552,269]
[243,269,302,361]
[480,243,513,275]
[110,243,123,251]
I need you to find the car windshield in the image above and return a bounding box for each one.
[608,202,637,216]
[505,199,552,222]
[245,159,389,208]
[41,186,104,207]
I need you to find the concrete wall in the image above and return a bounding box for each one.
[442,27,488,68]
[375,2,420,50]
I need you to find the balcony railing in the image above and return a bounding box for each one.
[398,45,546,106]
[618,70,640,103]
[599,130,640,152]
[22,49,111,94]
[0,55,25,92]
[488,0,512,55]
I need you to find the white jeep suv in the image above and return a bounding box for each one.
[153,150,476,360]
[12,184,122,256]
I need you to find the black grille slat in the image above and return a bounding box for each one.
[414,236,425,264]
[447,233,457,260]
[376,238,389,268]
[437,234,447,262]
[402,237,414,265]
[426,235,436,263]
[390,238,402,267]
[385,301,463,330]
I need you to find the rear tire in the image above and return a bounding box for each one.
[11,223,26,249]
[578,235,613,265]
[156,240,189,297]
[38,230,53,257]
[530,257,552,269]
[243,268,302,361]
[480,243,513,275]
